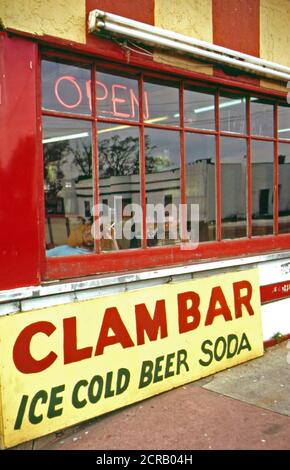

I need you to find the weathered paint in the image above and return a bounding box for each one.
[213,0,260,57]
[153,49,213,76]
[260,0,290,68]
[260,79,288,92]
[155,0,213,43]
[0,0,86,43]
[0,268,263,448]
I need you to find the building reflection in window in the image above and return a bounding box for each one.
[185,133,216,241]
[278,143,290,234]
[144,128,181,246]
[43,116,94,256]
[98,124,141,251]
[221,137,247,239]
[252,140,274,236]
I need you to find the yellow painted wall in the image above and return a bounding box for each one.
[0,0,86,43]
[154,0,213,75]
[260,0,290,68]
[155,0,212,43]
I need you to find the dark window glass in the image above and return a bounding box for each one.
[278,143,290,233]
[98,123,141,251]
[219,94,246,134]
[220,138,247,239]
[251,99,274,136]
[96,71,139,122]
[144,129,181,246]
[42,60,91,115]
[278,105,290,140]
[185,133,216,242]
[144,79,180,126]
[252,140,274,236]
[184,88,215,130]
[43,117,93,256]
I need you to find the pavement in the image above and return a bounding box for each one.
[12,341,290,451]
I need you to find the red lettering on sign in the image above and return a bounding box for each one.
[13,321,57,374]
[63,317,93,365]
[54,76,82,109]
[135,299,168,345]
[205,286,232,325]
[233,280,254,317]
[95,307,134,356]
[177,291,201,333]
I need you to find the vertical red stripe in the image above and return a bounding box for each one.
[212,0,260,57]
[246,97,252,237]
[179,82,187,242]
[139,74,147,248]
[86,0,155,53]
[274,104,279,235]
[92,66,100,253]
[215,91,221,241]
[86,0,154,24]
[0,36,41,289]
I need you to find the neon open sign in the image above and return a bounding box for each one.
[54,75,150,119]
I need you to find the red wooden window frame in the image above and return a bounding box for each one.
[40,52,290,282]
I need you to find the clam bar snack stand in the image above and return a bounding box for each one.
[0,3,290,448]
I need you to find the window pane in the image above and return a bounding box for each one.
[43,117,93,257]
[144,129,181,246]
[252,140,274,236]
[185,133,216,241]
[96,71,139,122]
[184,88,215,130]
[144,79,180,126]
[98,124,141,251]
[42,60,91,115]
[278,143,290,233]
[251,98,274,136]
[278,105,290,140]
[219,94,246,134]
[221,138,247,239]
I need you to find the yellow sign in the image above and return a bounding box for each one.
[0,268,263,448]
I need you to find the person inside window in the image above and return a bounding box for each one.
[46,220,118,257]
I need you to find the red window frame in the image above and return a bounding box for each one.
[40,50,290,282]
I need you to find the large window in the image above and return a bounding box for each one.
[41,57,290,277]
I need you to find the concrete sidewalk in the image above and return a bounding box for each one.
[14,342,290,451]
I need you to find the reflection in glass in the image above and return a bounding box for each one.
[185,133,216,241]
[96,71,139,122]
[278,105,290,140]
[251,99,274,136]
[252,140,274,236]
[278,143,290,233]
[221,138,247,239]
[98,124,141,251]
[184,88,215,130]
[144,79,179,126]
[144,129,181,246]
[219,94,246,134]
[43,117,93,257]
[42,60,91,115]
